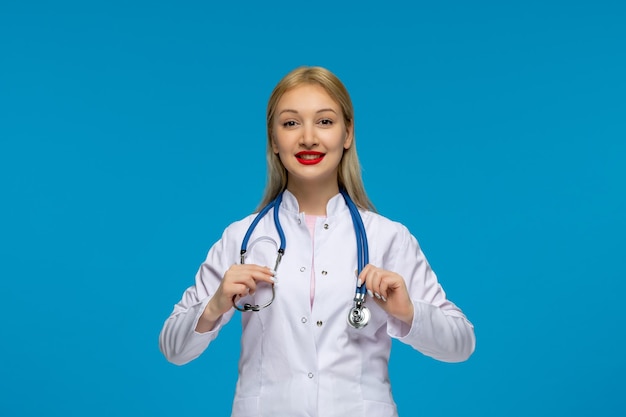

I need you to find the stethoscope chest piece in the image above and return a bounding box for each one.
[347,305,370,329]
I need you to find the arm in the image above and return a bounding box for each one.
[159,285,230,366]
[159,229,238,365]
[362,224,475,363]
[158,235,234,365]
[159,225,276,365]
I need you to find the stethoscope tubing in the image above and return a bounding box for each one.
[235,189,369,323]
[341,189,369,295]
[240,193,285,264]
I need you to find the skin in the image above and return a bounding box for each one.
[271,83,353,215]
[358,265,414,325]
[196,84,413,333]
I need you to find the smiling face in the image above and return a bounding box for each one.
[271,83,353,195]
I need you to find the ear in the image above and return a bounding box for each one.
[271,133,279,154]
[343,123,354,150]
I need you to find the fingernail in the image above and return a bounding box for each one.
[270,269,277,276]
[357,279,363,287]
[367,290,374,298]
[381,296,387,302]
[374,292,381,300]
[271,276,278,283]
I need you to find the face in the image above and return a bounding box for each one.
[271,83,353,191]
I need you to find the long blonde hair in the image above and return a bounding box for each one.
[258,66,375,212]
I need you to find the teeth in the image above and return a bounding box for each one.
[299,154,322,160]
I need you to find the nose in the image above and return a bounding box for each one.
[300,123,318,148]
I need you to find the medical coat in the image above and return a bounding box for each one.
[160,191,475,417]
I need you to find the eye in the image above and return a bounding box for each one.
[318,118,334,126]
[282,120,298,128]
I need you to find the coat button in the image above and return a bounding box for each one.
[316,320,323,327]
[297,218,302,224]
[321,270,327,276]
[308,372,314,378]
[301,317,307,323]
[323,223,329,229]
[300,266,306,272]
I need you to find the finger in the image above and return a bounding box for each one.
[244,268,279,295]
[224,284,251,312]
[230,263,275,276]
[378,275,391,301]
[362,266,383,301]
[357,264,374,287]
[229,282,252,299]
[226,266,274,289]
[244,264,277,284]
[358,264,376,287]
[252,269,277,284]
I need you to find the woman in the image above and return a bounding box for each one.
[159,66,475,417]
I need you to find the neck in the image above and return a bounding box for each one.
[287,180,340,216]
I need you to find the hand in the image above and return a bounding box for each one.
[196,264,275,332]
[358,264,414,326]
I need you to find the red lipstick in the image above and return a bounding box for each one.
[296,151,325,165]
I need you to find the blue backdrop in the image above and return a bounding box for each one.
[1,1,625,416]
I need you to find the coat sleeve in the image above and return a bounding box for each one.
[159,227,240,366]
[385,224,476,363]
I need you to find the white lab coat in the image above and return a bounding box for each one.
[160,191,475,417]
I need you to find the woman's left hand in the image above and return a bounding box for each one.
[358,264,414,326]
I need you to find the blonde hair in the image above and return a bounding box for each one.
[258,66,375,212]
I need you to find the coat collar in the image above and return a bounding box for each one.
[280,189,351,218]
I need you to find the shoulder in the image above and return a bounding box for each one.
[221,212,259,239]
[204,212,260,260]
[361,210,411,234]
[358,210,426,270]
[361,210,414,246]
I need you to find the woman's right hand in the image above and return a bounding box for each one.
[195,264,276,333]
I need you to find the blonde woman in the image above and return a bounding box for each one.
[160,66,475,417]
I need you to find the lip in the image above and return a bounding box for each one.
[295,151,325,165]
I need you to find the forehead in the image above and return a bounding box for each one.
[276,83,341,111]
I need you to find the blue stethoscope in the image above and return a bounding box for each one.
[233,189,371,329]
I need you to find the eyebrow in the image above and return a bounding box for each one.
[278,108,338,116]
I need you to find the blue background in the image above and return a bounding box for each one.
[1,1,625,416]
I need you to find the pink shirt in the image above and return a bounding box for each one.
[304,215,319,307]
